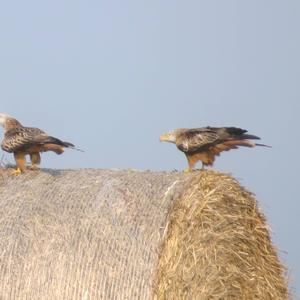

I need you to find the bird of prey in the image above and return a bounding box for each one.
[160,126,269,172]
[0,113,79,175]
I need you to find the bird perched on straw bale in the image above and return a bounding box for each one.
[160,126,269,172]
[0,113,79,175]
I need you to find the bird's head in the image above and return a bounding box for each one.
[0,113,22,131]
[0,113,9,127]
[160,129,183,143]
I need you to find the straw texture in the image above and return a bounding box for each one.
[0,168,288,299]
[154,171,288,300]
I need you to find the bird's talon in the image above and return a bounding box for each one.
[11,168,22,176]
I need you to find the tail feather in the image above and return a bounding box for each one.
[43,136,84,152]
[224,140,271,148]
[60,140,84,152]
[224,140,255,147]
[64,144,85,152]
[41,144,64,154]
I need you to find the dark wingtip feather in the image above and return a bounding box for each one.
[63,142,84,152]
[225,127,248,136]
[255,143,271,148]
[225,127,261,140]
[72,147,85,152]
[242,134,261,140]
[62,141,75,148]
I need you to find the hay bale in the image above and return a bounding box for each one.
[0,169,287,299]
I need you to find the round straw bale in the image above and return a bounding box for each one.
[0,169,288,299]
[154,172,288,300]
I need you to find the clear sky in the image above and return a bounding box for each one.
[1,0,299,294]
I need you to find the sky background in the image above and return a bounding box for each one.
[0,0,299,295]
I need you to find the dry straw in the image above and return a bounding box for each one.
[0,169,288,299]
[154,171,288,299]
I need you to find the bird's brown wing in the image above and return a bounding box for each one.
[176,128,220,153]
[1,127,72,153]
[2,127,45,152]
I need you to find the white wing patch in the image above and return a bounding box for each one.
[182,140,189,151]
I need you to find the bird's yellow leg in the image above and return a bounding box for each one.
[13,152,26,175]
[29,152,41,170]
[184,154,197,172]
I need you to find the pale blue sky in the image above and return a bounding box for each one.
[1,0,299,294]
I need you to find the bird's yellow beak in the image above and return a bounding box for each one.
[159,134,169,142]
